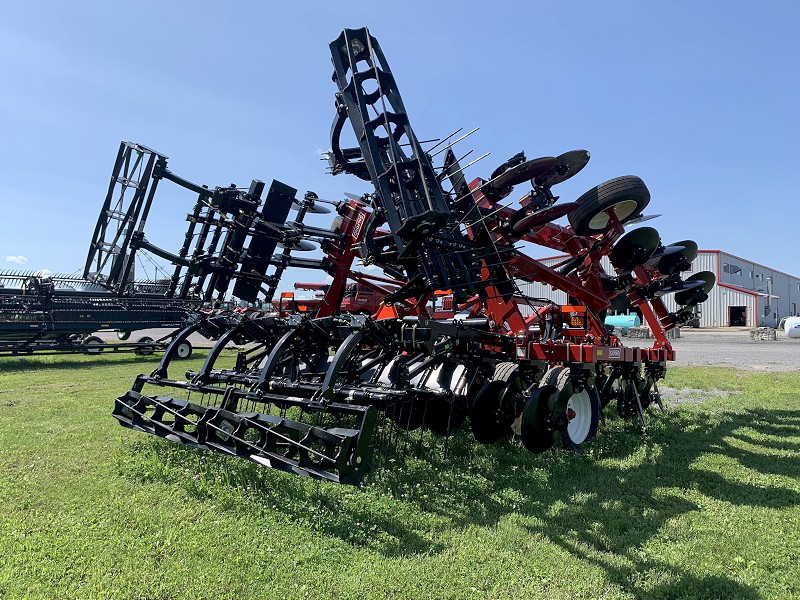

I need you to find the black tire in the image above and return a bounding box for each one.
[135,336,155,356]
[540,366,600,448]
[568,176,650,235]
[83,335,105,354]
[470,362,521,444]
[175,340,193,360]
[520,384,559,453]
[116,330,131,341]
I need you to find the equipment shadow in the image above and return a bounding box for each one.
[122,404,799,582]
[0,354,190,372]
[372,406,798,597]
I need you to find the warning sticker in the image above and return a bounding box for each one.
[608,348,622,359]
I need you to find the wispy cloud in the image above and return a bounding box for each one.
[6,255,28,265]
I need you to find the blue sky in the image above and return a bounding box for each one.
[1,1,798,294]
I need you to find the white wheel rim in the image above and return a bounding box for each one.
[587,199,639,230]
[177,343,190,358]
[565,390,592,443]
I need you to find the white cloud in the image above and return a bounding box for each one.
[6,255,28,264]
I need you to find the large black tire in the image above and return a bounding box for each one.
[568,176,650,235]
[540,366,600,448]
[470,362,521,444]
[134,336,155,356]
[83,335,105,354]
[519,384,559,453]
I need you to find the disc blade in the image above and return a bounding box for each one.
[651,245,685,260]
[520,385,560,454]
[390,397,426,430]
[534,149,590,187]
[277,240,317,252]
[624,213,662,226]
[675,271,716,306]
[669,239,698,257]
[426,397,469,436]
[660,278,705,295]
[609,227,661,270]
[491,156,557,190]
[292,201,331,214]
[609,293,632,314]
[656,239,698,275]
[510,201,580,233]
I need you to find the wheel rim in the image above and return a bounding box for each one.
[565,390,592,443]
[587,199,639,230]
[177,342,190,358]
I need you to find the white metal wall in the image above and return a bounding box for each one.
[660,282,756,327]
[514,250,759,328]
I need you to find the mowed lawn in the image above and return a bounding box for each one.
[0,352,798,599]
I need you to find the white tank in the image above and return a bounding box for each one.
[783,316,800,339]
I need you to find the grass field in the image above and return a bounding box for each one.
[1,352,798,599]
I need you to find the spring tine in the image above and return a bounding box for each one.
[424,127,462,153]
[429,127,480,158]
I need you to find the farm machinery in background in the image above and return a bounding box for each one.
[0,142,356,356]
[275,281,386,316]
[112,28,715,484]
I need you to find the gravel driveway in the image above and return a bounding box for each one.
[668,329,800,372]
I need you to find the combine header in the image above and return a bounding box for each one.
[0,143,344,355]
[112,28,714,484]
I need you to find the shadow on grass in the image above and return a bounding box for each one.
[117,405,799,595]
[0,352,205,373]
[508,408,800,599]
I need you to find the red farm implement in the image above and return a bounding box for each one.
[112,28,714,484]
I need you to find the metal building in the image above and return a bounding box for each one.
[517,250,800,328]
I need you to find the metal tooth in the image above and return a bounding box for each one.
[429,127,480,158]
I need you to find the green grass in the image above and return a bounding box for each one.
[1,354,799,599]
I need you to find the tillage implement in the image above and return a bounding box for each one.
[112,28,714,484]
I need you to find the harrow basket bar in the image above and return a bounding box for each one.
[114,387,376,484]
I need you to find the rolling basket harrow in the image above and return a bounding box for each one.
[112,28,715,484]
